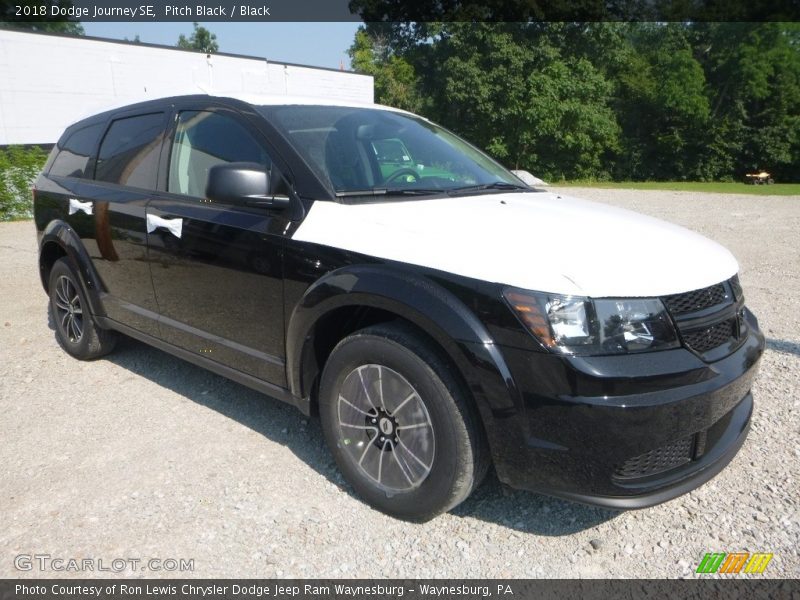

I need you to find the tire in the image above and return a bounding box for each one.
[48,257,117,360]
[319,322,489,521]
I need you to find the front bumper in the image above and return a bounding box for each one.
[487,310,765,508]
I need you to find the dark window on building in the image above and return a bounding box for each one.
[95,113,165,188]
[49,123,105,179]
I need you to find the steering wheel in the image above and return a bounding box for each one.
[385,168,420,184]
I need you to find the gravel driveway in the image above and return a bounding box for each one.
[1,187,798,579]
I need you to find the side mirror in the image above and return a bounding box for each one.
[206,162,290,209]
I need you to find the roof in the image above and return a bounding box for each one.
[67,93,413,132]
[80,93,407,121]
[213,93,408,114]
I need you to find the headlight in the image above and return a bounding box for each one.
[503,289,679,355]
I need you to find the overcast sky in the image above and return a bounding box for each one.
[81,22,363,70]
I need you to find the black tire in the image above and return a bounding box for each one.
[319,322,489,521]
[48,257,117,360]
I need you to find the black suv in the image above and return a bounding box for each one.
[34,94,764,520]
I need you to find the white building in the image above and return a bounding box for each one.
[0,28,374,145]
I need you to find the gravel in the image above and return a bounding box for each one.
[0,188,798,579]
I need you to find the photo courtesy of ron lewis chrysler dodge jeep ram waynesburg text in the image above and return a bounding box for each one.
[33,94,764,521]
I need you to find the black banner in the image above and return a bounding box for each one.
[0,0,799,23]
[1,580,799,600]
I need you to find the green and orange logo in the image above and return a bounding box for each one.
[696,552,773,574]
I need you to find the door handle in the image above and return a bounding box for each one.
[146,214,183,239]
[68,198,93,216]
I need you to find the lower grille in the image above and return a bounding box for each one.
[614,435,694,480]
[682,317,739,354]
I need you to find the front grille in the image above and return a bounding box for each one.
[661,276,744,358]
[682,318,739,354]
[663,282,729,315]
[614,435,694,480]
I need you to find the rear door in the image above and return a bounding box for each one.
[84,111,168,336]
[41,111,168,337]
[146,104,291,385]
[39,120,105,244]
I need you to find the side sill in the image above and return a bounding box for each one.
[97,316,310,416]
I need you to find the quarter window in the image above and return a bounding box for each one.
[95,113,165,188]
[168,111,270,198]
[49,123,104,179]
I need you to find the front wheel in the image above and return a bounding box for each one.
[319,323,488,521]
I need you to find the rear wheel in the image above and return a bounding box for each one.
[319,323,488,521]
[49,258,116,360]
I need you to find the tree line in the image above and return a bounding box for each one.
[349,23,800,182]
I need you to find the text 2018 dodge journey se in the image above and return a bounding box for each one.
[34,94,764,520]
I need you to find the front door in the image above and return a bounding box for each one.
[146,108,290,385]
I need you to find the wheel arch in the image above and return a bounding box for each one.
[39,220,106,318]
[286,265,522,437]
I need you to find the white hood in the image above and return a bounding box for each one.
[292,192,738,298]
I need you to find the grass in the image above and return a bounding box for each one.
[551,181,800,196]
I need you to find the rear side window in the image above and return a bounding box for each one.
[168,111,270,197]
[49,123,104,179]
[95,113,165,188]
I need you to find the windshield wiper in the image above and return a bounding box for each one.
[386,188,444,196]
[447,181,529,194]
[335,182,526,198]
[335,188,444,198]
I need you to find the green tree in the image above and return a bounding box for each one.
[348,28,425,113]
[692,23,800,182]
[386,23,619,180]
[177,22,218,53]
[346,18,800,182]
[0,146,47,221]
[611,24,712,180]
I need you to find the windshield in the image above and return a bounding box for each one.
[258,105,527,199]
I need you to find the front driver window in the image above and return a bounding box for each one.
[168,111,272,198]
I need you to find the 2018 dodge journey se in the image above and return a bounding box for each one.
[34,94,764,520]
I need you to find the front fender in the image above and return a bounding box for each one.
[286,264,522,432]
[39,220,106,318]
